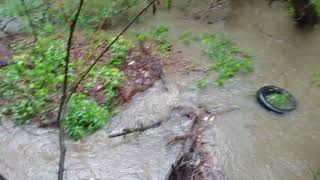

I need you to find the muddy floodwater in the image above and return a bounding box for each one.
[1,0,320,179]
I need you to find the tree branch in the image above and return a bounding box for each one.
[65,0,158,104]
[108,119,165,138]
[56,0,84,180]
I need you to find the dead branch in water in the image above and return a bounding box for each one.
[56,1,84,180]
[108,118,166,138]
[165,105,238,180]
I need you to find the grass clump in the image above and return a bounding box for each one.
[64,94,110,140]
[108,37,133,66]
[134,25,171,54]
[312,72,320,86]
[266,93,290,109]
[0,37,66,124]
[200,33,253,86]
[150,24,171,53]
[0,36,134,140]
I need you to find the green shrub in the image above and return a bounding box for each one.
[108,37,133,66]
[0,36,129,139]
[200,33,253,86]
[150,24,171,53]
[312,0,320,15]
[64,93,110,140]
[0,37,66,123]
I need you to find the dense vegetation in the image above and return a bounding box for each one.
[0,36,132,139]
[199,33,253,87]
[0,0,175,140]
[0,0,318,140]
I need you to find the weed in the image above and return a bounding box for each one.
[64,93,110,140]
[200,33,253,86]
[313,169,320,180]
[197,73,209,89]
[179,30,197,45]
[133,25,171,54]
[283,1,295,15]
[108,37,133,66]
[266,93,290,108]
[312,72,320,86]
[0,37,66,123]
[150,24,171,53]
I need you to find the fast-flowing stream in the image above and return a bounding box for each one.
[1,0,320,179]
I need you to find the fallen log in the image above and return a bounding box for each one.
[108,118,166,138]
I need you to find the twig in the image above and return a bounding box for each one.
[66,0,158,104]
[56,1,84,180]
[19,0,38,42]
[108,119,164,138]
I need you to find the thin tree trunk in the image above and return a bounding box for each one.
[66,0,158,104]
[56,0,84,180]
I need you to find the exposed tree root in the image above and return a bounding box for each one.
[165,105,238,180]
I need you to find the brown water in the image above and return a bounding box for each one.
[1,0,320,179]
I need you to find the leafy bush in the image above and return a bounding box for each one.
[200,33,253,86]
[150,24,171,53]
[0,37,66,123]
[134,25,171,54]
[312,0,320,15]
[108,37,133,66]
[0,36,132,140]
[64,93,110,140]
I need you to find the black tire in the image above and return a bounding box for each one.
[256,85,297,114]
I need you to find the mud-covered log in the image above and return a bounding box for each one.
[108,120,163,138]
